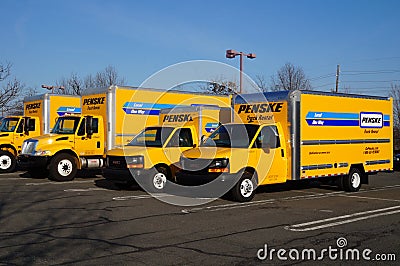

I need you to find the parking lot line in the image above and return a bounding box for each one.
[180,184,400,214]
[25,180,97,186]
[339,194,400,203]
[112,193,174,200]
[285,205,400,232]
[181,191,345,214]
[64,188,108,192]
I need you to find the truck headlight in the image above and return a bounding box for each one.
[35,150,51,156]
[208,158,229,173]
[126,156,144,169]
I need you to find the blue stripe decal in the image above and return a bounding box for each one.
[306,119,359,126]
[123,108,161,115]
[306,112,391,127]
[306,112,359,120]
[123,102,179,109]
[57,107,81,116]
[205,122,219,133]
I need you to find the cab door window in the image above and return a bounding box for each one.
[167,128,193,147]
[254,125,280,149]
[16,119,24,133]
[77,118,85,136]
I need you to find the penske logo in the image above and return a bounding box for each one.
[25,103,41,110]
[83,97,105,106]
[360,112,383,128]
[237,102,283,114]
[163,114,193,123]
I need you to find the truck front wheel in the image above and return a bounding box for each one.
[229,171,256,202]
[141,166,170,193]
[0,150,17,173]
[49,153,77,181]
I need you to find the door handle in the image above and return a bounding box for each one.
[281,149,285,157]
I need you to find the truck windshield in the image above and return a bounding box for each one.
[128,127,174,147]
[0,118,20,132]
[51,117,81,134]
[201,124,260,148]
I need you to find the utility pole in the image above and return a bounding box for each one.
[335,64,340,93]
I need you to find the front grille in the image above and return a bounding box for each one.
[181,158,213,173]
[107,156,127,169]
[21,140,38,155]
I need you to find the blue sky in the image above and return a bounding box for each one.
[1,0,400,96]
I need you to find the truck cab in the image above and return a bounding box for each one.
[20,115,104,180]
[0,116,40,172]
[105,125,198,191]
[104,105,229,192]
[178,122,287,202]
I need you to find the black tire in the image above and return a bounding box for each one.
[229,171,256,202]
[142,166,170,193]
[49,153,77,181]
[342,168,363,192]
[0,150,17,173]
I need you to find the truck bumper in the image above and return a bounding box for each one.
[176,170,238,186]
[102,168,144,185]
[18,155,49,170]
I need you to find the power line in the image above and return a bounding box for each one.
[341,80,400,83]
[342,70,400,75]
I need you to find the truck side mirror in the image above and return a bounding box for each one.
[85,116,94,136]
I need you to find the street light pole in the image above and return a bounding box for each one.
[226,49,256,94]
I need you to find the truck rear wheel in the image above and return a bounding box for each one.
[49,153,77,181]
[229,171,256,202]
[343,168,362,192]
[0,150,16,173]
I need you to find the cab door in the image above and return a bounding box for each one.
[74,117,104,157]
[164,127,195,167]
[13,118,26,153]
[253,124,287,185]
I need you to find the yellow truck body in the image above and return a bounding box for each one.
[20,86,231,181]
[178,90,393,202]
[104,105,231,191]
[0,94,81,173]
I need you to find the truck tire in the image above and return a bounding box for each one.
[343,168,362,192]
[49,153,77,181]
[143,166,170,193]
[229,171,256,202]
[0,150,17,173]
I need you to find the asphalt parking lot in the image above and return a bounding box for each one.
[0,171,399,265]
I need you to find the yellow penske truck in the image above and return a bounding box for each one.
[19,86,231,181]
[104,105,231,191]
[177,90,393,202]
[0,94,81,173]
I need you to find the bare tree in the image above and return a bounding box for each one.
[7,87,39,116]
[271,62,312,91]
[95,65,126,87]
[389,84,400,151]
[199,76,238,95]
[55,65,126,95]
[0,62,12,81]
[0,62,25,116]
[254,74,268,92]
